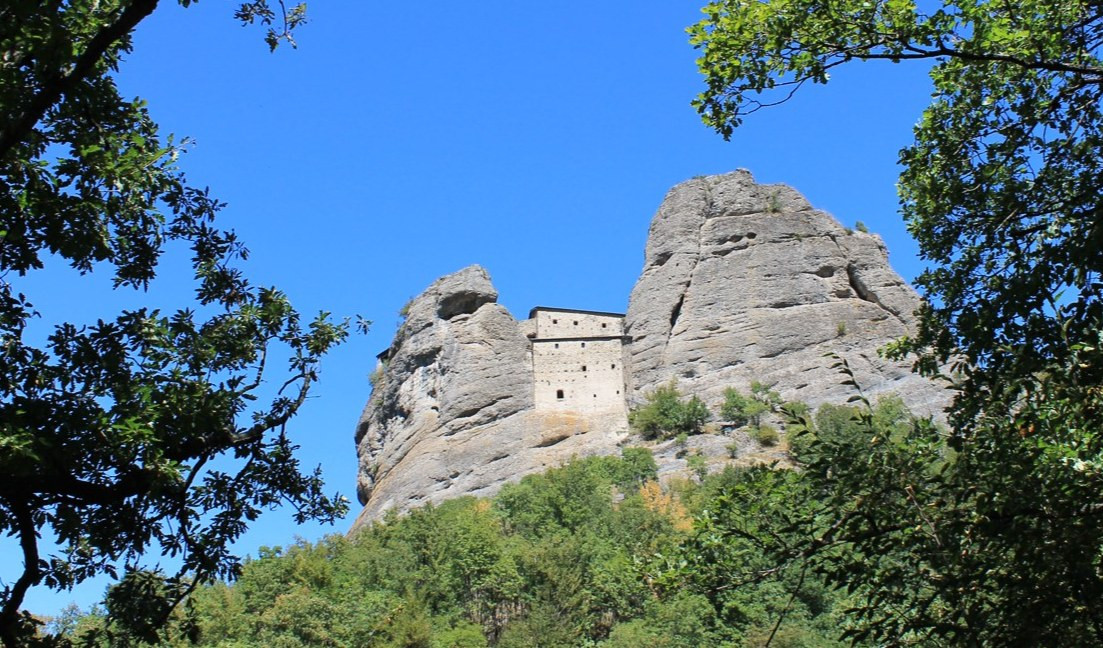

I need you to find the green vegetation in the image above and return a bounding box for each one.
[719,382,779,428]
[854,221,868,233]
[0,3,350,644]
[59,450,859,647]
[628,382,710,440]
[397,296,415,329]
[720,387,761,426]
[691,0,1103,642]
[766,190,783,213]
[686,452,709,481]
[749,424,778,447]
[369,364,386,389]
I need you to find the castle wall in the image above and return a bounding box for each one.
[532,308,624,338]
[532,337,626,413]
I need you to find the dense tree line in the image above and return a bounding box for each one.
[690,1,1103,643]
[55,434,894,647]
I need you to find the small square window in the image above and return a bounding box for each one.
[582,365,587,371]
[553,318,558,324]
[556,389,564,400]
[602,323,607,328]
[581,342,586,348]
[554,343,559,349]
[573,320,579,325]
[611,363,616,369]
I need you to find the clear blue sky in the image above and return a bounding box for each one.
[12,1,938,616]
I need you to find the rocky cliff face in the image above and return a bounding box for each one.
[351,171,948,529]
[352,266,627,527]
[626,171,947,415]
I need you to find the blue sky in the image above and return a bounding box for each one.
[13,1,939,616]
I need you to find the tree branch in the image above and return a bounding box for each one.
[0,500,42,647]
[0,0,161,162]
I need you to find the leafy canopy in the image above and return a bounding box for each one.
[59,451,855,647]
[628,382,711,440]
[0,1,349,644]
[690,1,1103,643]
[720,381,780,428]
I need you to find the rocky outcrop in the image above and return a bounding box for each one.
[625,170,946,416]
[352,266,627,527]
[351,172,949,530]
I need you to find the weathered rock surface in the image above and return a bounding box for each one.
[625,170,946,416]
[351,171,949,530]
[352,266,627,527]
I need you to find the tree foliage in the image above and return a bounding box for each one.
[628,382,711,440]
[0,2,349,644]
[689,2,1103,642]
[58,451,856,647]
[720,382,780,428]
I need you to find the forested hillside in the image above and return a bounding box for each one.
[57,395,924,648]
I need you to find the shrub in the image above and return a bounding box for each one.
[766,191,783,213]
[674,432,689,458]
[721,382,780,427]
[781,401,810,419]
[629,382,711,440]
[369,364,385,389]
[721,387,759,426]
[751,424,779,446]
[749,381,781,409]
[604,448,659,488]
[855,220,870,233]
[686,452,709,481]
[680,396,711,433]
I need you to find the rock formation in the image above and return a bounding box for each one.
[351,171,948,529]
[625,170,947,415]
[352,267,627,527]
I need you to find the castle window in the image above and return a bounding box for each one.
[582,365,587,372]
[553,319,558,324]
[602,323,607,328]
[574,320,579,325]
[581,342,586,348]
[554,343,559,349]
[611,363,616,369]
[556,389,564,400]
[593,394,597,398]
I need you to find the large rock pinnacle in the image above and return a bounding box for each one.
[350,172,949,530]
[625,170,944,414]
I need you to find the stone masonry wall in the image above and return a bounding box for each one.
[531,308,624,338]
[532,338,627,414]
[530,308,629,416]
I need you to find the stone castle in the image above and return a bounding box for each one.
[526,308,628,416]
[352,171,949,527]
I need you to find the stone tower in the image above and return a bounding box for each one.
[528,307,628,415]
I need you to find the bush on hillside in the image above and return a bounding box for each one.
[629,382,711,440]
